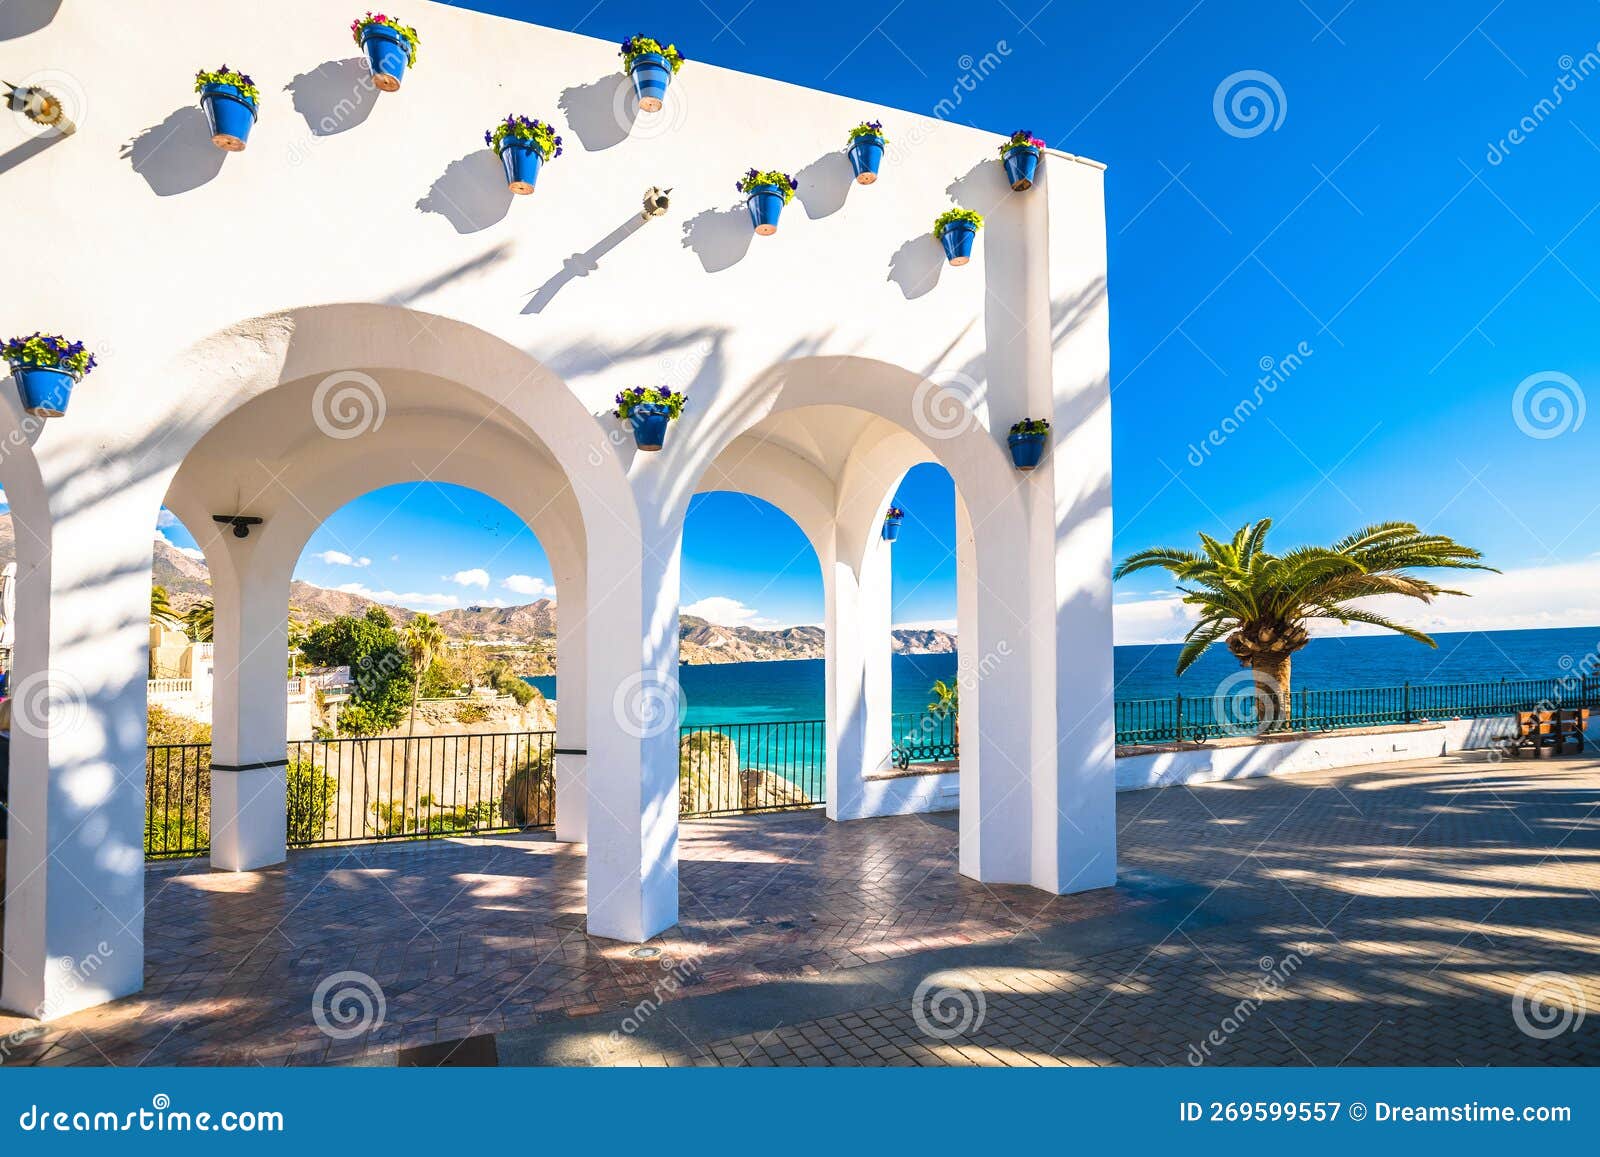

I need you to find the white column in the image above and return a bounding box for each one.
[957,500,1034,884]
[1,495,150,1019]
[553,552,588,843]
[1031,152,1117,893]
[583,516,680,942]
[208,546,291,873]
[825,539,893,820]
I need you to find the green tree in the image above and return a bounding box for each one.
[1114,520,1492,730]
[398,613,447,801]
[184,598,214,643]
[150,585,182,630]
[927,678,959,750]
[300,609,413,735]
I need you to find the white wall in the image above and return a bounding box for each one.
[1114,717,1564,792]
[0,0,1114,1015]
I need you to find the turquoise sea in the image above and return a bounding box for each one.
[527,624,1600,730]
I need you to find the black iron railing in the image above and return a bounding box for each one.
[677,719,825,817]
[145,743,211,859]
[1114,676,1600,746]
[143,731,556,858]
[890,711,957,768]
[285,731,556,846]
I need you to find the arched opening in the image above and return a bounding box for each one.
[884,462,961,773]
[678,489,825,816]
[677,370,1026,847]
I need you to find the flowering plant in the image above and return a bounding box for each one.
[848,119,886,142]
[933,207,984,235]
[1009,418,1050,436]
[351,12,420,67]
[3,333,98,377]
[194,66,259,103]
[614,386,687,420]
[485,115,563,159]
[737,169,799,203]
[999,129,1045,156]
[620,35,685,73]
[884,506,906,521]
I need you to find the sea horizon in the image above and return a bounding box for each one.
[526,623,1600,728]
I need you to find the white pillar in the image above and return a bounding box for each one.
[553,552,588,843]
[208,545,291,873]
[825,539,893,820]
[583,516,680,942]
[957,500,1034,884]
[1030,152,1117,893]
[1,496,150,1019]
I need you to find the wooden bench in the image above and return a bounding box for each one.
[1495,709,1590,758]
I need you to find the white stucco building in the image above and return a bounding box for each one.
[0,0,1114,1019]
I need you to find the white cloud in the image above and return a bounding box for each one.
[682,596,775,627]
[502,574,555,599]
[447,568,491,588]
[1113,559,1600,646]
[175,545,206,561]
[893,618,957,633]
[156,508,179,529]
[334,582,459,610]
[314,549,371,567]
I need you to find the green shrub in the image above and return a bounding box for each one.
[286,758,336,846]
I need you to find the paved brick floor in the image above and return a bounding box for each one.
[0,803,1137,1066]
[638,753,1600,1066]
[3,751,1597,1067]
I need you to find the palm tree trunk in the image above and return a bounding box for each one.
[402,673,421,814]
[1253,653,1293,732]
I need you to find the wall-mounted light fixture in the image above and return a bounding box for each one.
[641,186,672,220]
[212,515,264,539]
[4,82,76,135]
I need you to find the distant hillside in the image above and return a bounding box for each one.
[0,514,956,660]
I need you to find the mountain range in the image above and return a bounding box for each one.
[0,515,955,664]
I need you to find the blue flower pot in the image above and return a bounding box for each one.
[938,221,977,266]
[360,23,410,92]
[882,516,903,542]
[13,365,78,418]
[747,184,786,235]
[629,52,672,113]
[199,83,258,151]
[1003,144,1040,191]
[1008,431,1047,471]
[500,141,545,194]
[630,403,672,451]
[848,133,885,185]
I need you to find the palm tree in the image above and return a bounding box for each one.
[1114,520,1493,731]
[150,585,183,631]
[400,613,447,734]
[927,679,959,751]
[398,614,447,804]
[184,598,214,643]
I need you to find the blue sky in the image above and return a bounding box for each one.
[137,2,1600,635]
